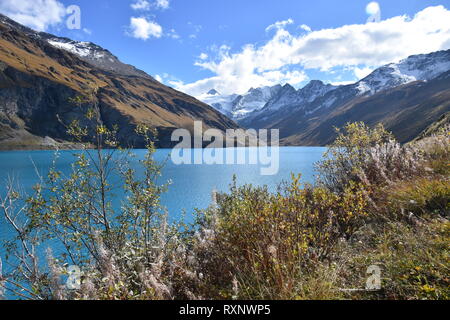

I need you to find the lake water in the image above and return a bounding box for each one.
[0,147,325,220]
[0,147,325,288]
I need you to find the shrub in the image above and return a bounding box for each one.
[317,122,422,192]
[190,175,369,300]
[0,99,189,300]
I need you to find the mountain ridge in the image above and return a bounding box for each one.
[202,48,450,145]
[0,13,238,150]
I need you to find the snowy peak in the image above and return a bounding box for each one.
[261,81,337,114]
[47,38,105,59]
[45,37,150,78]
[0,13,150,78]
[232,85,283,117]
[199,84,282,120]
[357,49,450,95]
[297,80,336,103]
[202,80,339,122]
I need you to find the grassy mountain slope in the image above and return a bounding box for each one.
[0,16,237,150]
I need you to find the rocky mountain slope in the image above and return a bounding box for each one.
[240,80,337,128]
[0,14,237,150]
[204,49,450,145]
[280,70,450,145]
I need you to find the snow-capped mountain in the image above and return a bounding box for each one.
[201,81,337,122]
[241,49,450,146]
[301,50,450,118]
[239,80,338,127]
[207,49,450,126]
[0,13,237,150]
[262,81,337,114]
[199,90,240,118]
[45,37,150,78]
[232,85,283,119]
[199,85,282,120]
[356,50,450,95]
[0,13,149,78]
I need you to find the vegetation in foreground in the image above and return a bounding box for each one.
[0,113,448,300]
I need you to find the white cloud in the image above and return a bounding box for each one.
[299,24,312,32]
[199,53,208,60]
[154,73,180,85]
[155,0,170,10]
[330,80,355,86]
[175,6,450,96]
[128,17,163,40]
[0,0,66,31]
[354,66,374,79]
[266,18,294,32]
[131,0,169,11]
[131,0,151,11]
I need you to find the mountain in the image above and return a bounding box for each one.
[356,50,450,95]
[279,69,450,145]
[199,85,282,120]
[240,80,337,128]
[232,50,450,145]
[0,14,237,150]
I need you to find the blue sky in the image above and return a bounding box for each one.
[1,0,450,96]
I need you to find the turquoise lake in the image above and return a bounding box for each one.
[0,147,325,220]
[0,147,325,278]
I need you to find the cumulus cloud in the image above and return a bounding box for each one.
[175,6,450,96]
[0,0,66,31]
[128,17,163,40]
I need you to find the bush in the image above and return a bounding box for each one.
[317,122,422,192]
[189,176,369,300]
[0,102,190,300]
